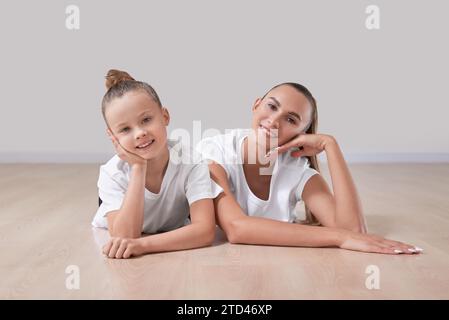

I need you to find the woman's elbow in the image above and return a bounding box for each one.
[333,216,367,234]
[347,222,368,234]
[355,224,368,234]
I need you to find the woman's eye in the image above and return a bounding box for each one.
[287,117,296,124]
[268,104,277,111]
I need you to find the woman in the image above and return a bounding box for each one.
[197,82,422,254]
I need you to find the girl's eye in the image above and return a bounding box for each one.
[120,127,130,133]
[287,117,296,124]
[143,117,152,123]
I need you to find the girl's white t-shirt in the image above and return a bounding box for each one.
[196,129,319,222]
[92,140,223,234]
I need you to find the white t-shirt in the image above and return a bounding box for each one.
[196,129,319,222]
[92,140,223,234]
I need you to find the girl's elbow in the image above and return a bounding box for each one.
[202,226,216,246]
[193,223,215,247]
[107,213,142,239]
[225,219,245,244]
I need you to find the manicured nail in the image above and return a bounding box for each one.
[394,249,403,254]
[414,247,424,252]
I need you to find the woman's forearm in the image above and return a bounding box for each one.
[138,223,215,253]
[229,215,344,247]
[112,164,146,238]
[323,136,367,233]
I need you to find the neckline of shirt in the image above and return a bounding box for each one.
[143,142,178,199]
[236,130,280,205]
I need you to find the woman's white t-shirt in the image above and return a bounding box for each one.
[196,129,319,222]
[92,140,223,234]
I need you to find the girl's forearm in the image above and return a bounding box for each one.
[112,164,146,238]
[323,136,367,233]
[138,223,215,253]
[230,216,344,247]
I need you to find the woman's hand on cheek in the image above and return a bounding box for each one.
[107,129,147,167]
[273,133,335,158]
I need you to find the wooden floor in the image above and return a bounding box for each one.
[1,163,448,299]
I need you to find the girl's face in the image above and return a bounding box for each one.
[105,90,170,160]
[251,85,313,152]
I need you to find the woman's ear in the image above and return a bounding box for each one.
[252,98,262,112]
[161,107,170,126]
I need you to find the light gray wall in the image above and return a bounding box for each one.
[0,0,448,163]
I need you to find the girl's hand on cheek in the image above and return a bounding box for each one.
[107,129,147,167]
[272,133,335,158]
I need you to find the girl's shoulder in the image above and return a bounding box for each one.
[99,155,130,181]
[167,139,206,173]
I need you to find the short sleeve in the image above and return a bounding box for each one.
[295,159,320,202]
[184,162,224,205]
[94,167,127,225]
[195,137,230,178]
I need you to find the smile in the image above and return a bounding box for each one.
[136,139,155,149]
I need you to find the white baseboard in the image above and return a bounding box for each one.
[1,152,449,164]
[0,152,113,164]
[318,153,449,163]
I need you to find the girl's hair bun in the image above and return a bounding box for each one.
[105,69,135,90]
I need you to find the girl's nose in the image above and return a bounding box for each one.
[135,128,147,140]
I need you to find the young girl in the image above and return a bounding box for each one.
[197,82,423,255]
[92,69,223,259]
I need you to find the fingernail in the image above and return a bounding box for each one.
[394,249,403,254]
[414,247,424,252]
[407,248,417,253]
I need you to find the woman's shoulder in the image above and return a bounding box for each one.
[279,153,315,171]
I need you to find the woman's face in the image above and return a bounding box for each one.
[105,90,170,160]
[251,84,313,152]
